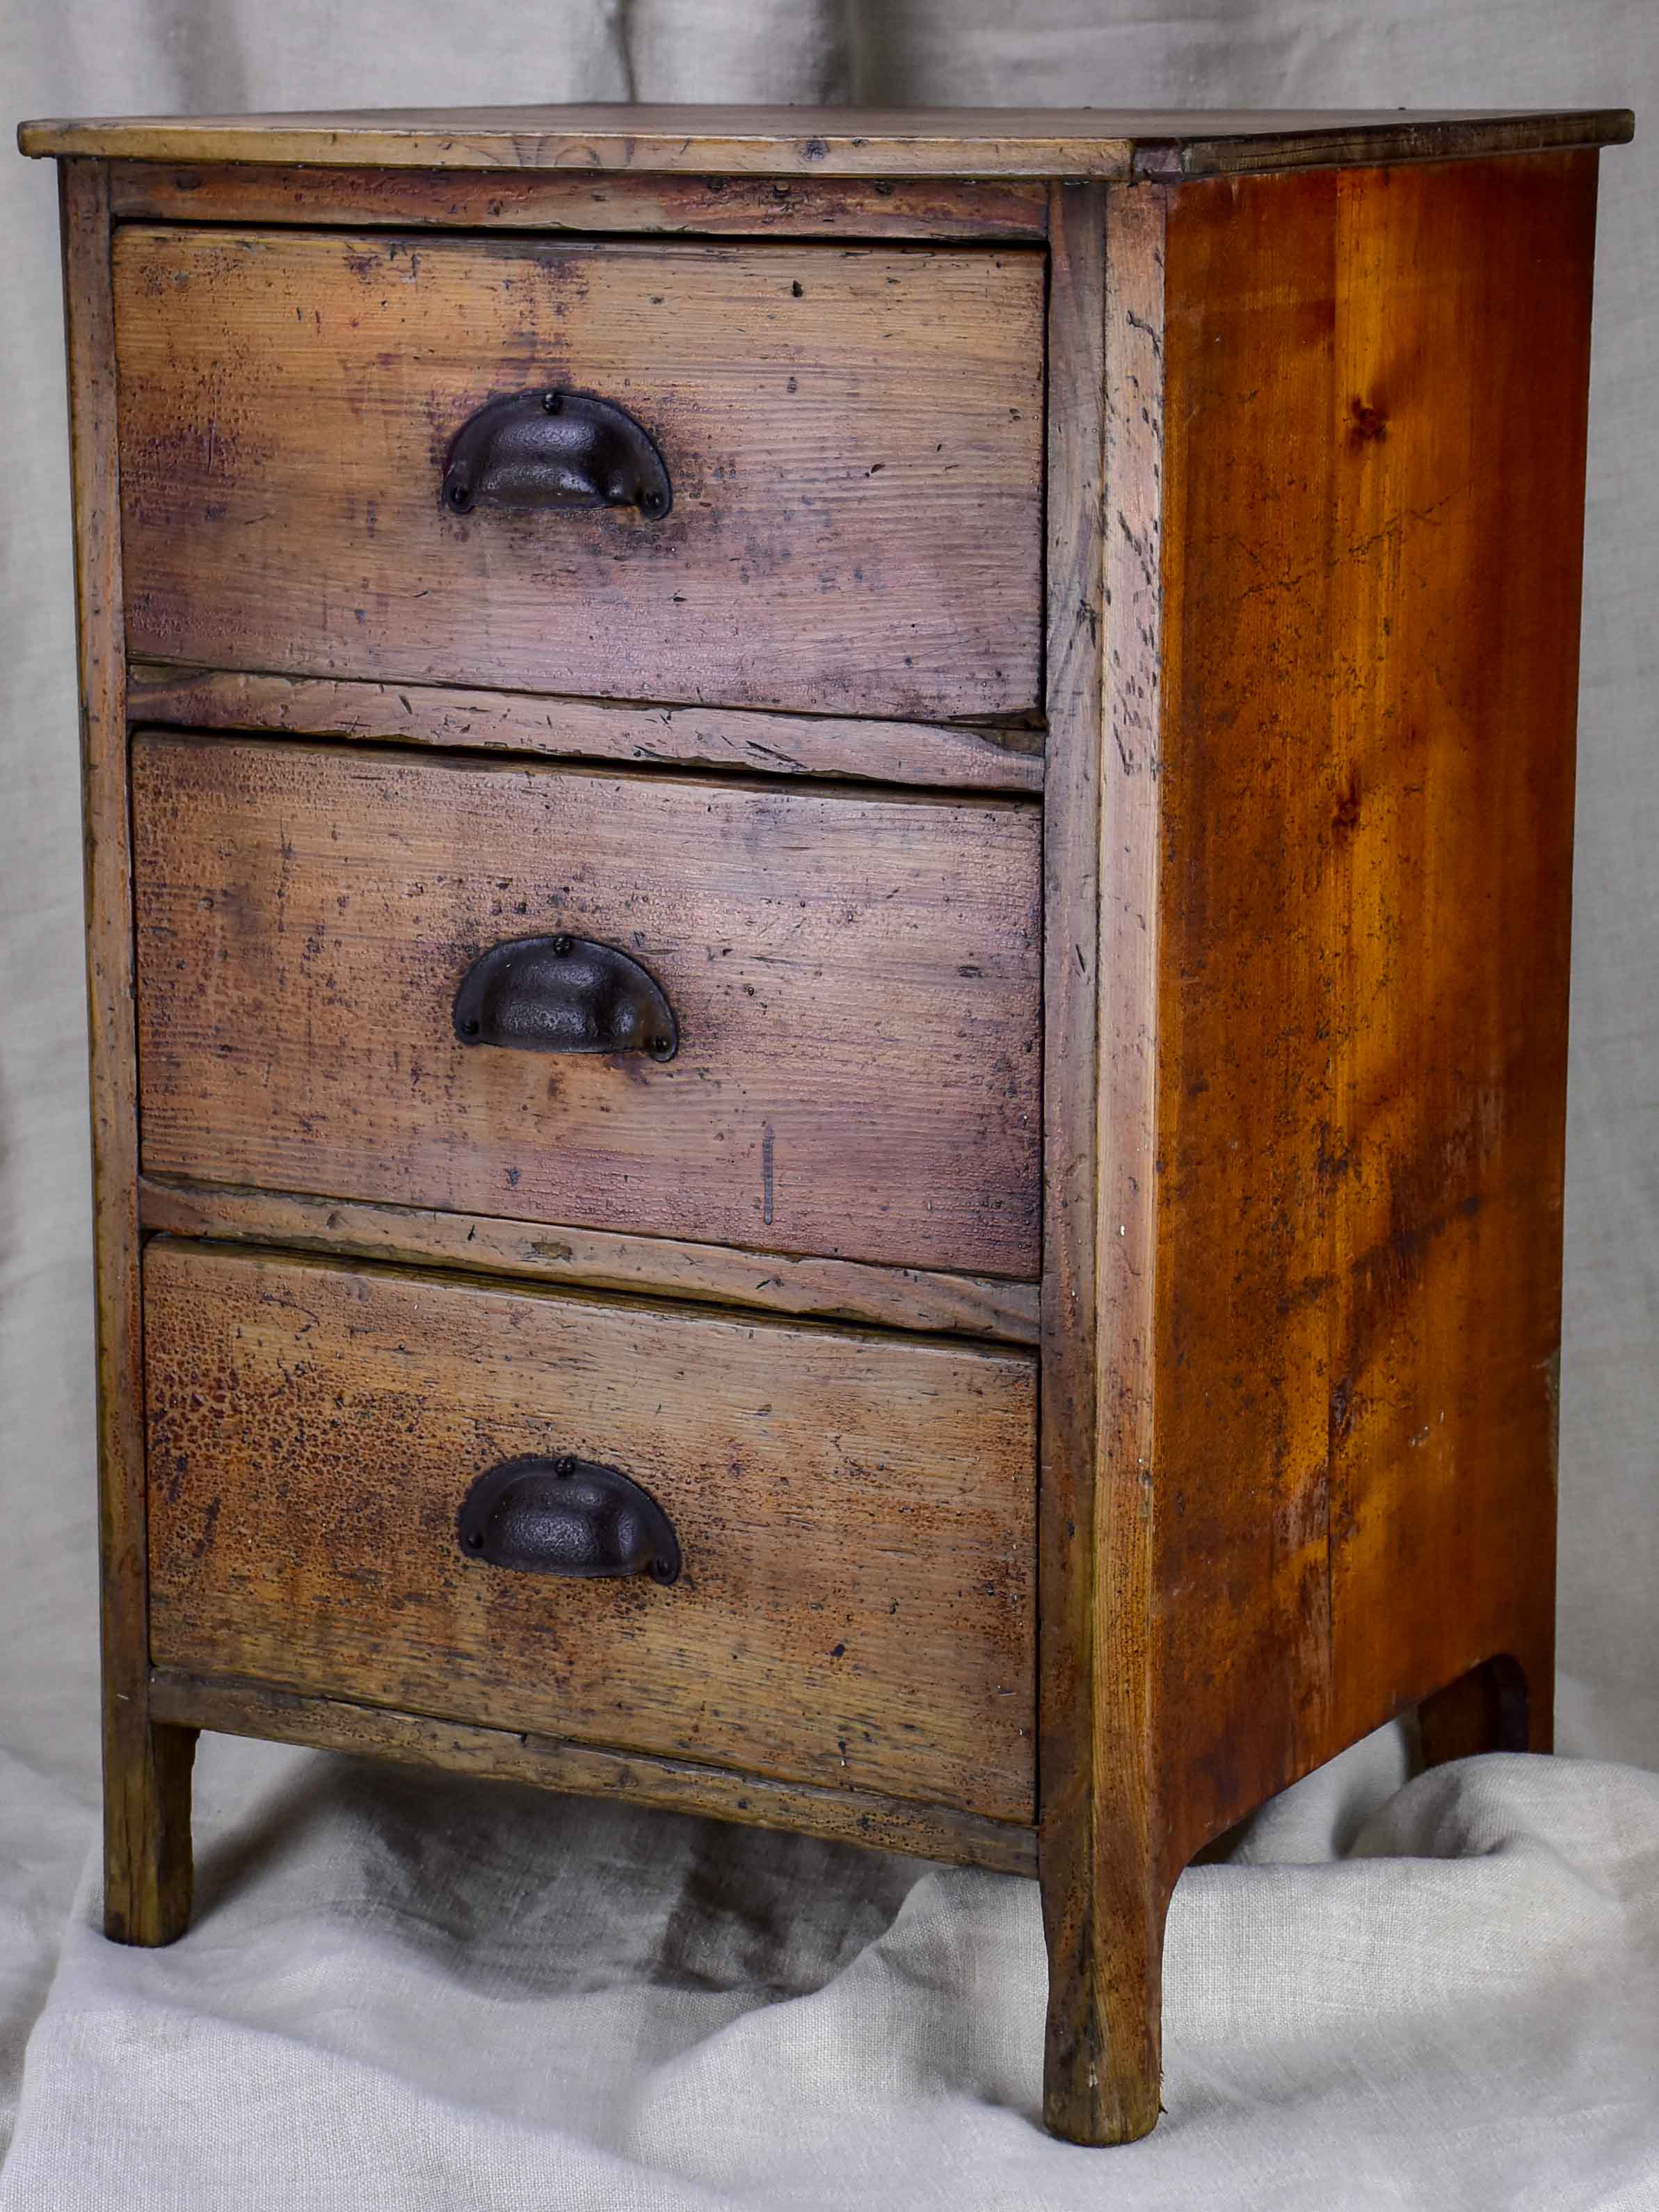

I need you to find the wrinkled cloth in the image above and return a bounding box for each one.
[3,1726,1659,2208]
[3,0,1656,2203]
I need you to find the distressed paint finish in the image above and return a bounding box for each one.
[131,737,1042,1276]
[144,1243,1039,1820]
[112,227,1045,721]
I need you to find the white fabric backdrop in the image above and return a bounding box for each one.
[1,3,1654,2202]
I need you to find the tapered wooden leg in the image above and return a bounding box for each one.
[103,1712,196,1946]
[1419,1652,1543,1768]
[1041,1870,1169,2145]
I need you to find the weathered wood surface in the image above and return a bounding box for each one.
[107,162,1050,239]
[1039,147,1601,2147]
[131,737,1042,1276]
[144,1244,1039,1818]
[1142,152,1594,1883]
[21,104,1633,177]
[148,1672,1041,1874]
[37,105,1616,2149]
[113,226,1045,721]
[1137,109,1631,179]
[138,1179,1041,1345]
[1038,181,1171,2149]
[125,664,1045,796]
[57,159,198,1948]
[1084,179,1171,2142]
[1034,179,1119,2144]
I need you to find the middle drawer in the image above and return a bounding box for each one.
[132,736,1041,1276]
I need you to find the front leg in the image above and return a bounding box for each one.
[104,1706,196,1946]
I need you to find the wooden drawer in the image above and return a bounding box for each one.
[144,1242,1037,1820]
[112,225,1044,722]
[132,735,1041,1276]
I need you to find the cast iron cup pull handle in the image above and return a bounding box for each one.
[442,390,672,518]
[457,1455,681,1585]
[452,934,678,1061]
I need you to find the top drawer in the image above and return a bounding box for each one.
[112,227,1044,722]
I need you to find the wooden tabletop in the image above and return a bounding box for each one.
[15,104,1635,179]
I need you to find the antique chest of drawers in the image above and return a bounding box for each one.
[22,102,1631,2141]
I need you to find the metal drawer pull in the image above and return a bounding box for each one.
[457,1454,681,1585]
[452,933,678,1060]
[442,389,672,518]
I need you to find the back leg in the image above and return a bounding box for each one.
[1418,1653,1538,1769]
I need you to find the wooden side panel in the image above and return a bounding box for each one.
[131,737,1041,1277]
[107,163,1050,239]
[58,159,196,1944]
[112,227,1044,722]
[143,1244,1039,1821]
[1148,154,1597,1873]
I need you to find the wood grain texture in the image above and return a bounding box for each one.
[1037,182,1169,2147]
[148,1672,1040,1873]
[131,737,1041,1276]
[20,104,1633,176]
[144,1243,1039,1819]
[138,1179,1041,1345]
[1134,109,1632,179]
[106,162,1050,239]
[37,111,1616,2148]
[1034,180,1112,2142]
[113,226,1044,721]
[57,159,197,1947]
[1079,179,1171,2146]
[1143,152,1596,1880]
[125,664,1045,796]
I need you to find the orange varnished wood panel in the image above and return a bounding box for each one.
[143,1243,1039,1820]
[1144,152,1597,1879]
[112,226,1044,721]
[131,737,1042,1276]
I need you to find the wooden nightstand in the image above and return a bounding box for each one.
[21,102,1631,2142]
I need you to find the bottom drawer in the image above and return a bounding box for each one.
[143,1242,1037,1822]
